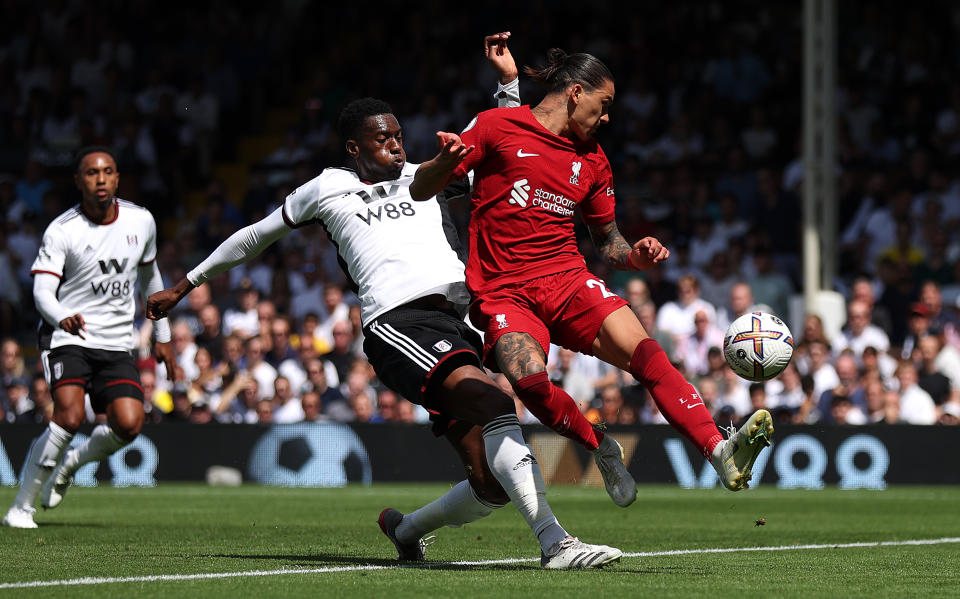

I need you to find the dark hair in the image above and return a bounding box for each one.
[337,98,393,141]
[523,48,613,94]
[74,145,117,173]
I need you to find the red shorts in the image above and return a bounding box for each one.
[469,267,629,371]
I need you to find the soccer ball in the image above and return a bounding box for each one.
[723,311,794,382]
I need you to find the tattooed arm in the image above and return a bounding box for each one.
[587,220,671,271]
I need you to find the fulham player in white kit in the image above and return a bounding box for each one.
[3,147,175,529]
[147,34,622,569]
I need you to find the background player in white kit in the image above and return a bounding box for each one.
[2,147,176,529]
[146,34,622,569]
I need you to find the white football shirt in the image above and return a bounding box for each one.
[31,198,159,351]
[281,163,471,325]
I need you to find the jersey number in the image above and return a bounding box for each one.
[586,279,615,299]
[355,201,416,226]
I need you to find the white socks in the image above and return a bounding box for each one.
[395,480,499,543]
[481,414,569,553]
[395,415,568,554]
[13,422,74,510]
[59,423,127,479]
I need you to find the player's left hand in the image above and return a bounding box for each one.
[484,31,518,84]
[629,237,670,270]
[154,341,177,382]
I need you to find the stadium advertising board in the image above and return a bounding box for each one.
[0,424,955,489]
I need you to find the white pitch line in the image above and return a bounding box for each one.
[1,537,958,590]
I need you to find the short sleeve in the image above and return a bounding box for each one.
[453,112,488,180]
[31,226,68,278]
[140,215,158,264]
[579,154,616,226]
[281,180,319,228]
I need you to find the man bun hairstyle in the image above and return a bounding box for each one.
[337,98,394,141]
[523,48,613,94]
[74,145,118,173]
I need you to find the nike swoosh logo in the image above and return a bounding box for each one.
[686,402,705,409]
[517,149,539,157]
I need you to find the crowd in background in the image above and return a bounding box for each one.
[1,1,959,427]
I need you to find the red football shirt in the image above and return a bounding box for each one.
[454,106,616,295]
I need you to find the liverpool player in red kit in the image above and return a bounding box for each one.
[412,48,774,498]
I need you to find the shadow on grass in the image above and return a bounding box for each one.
[201,552,539,571]
[200,554,711,575]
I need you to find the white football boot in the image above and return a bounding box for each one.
[2,505,38,529]
[541,536,623,569]
[711,409,774,491]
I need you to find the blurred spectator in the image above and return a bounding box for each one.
[316,284,350,348]
[215,373,259,424]
[656,274,716,339]
[716,281,767,331]
[326,320,359,384]
[265,316,298,368]
[817,353,867,424]
[805,340,840,402]
[832,299,891,360]
[171,320,199,381]
[715,366,750,419]
[895,361,936,425]
[271,375,303,424]
[195,303,224,363]
[222,279,260,338]
[698,252,738,311]
[676,308,724,377]
[766,363,804,412]
[300,390,325,422]
[255,398,274,425]
[916,335,957,406]
[348,390,377,423]
[2,377,34,423]
[301,358,350,422]
[548,347,596,412]
[241,335,277,400]
[918,281,959,338]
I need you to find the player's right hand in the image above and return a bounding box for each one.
[146,288,179,320]
[59,314,86,339]
[484,31,517,84]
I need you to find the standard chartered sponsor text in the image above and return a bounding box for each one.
[532,188,575,216]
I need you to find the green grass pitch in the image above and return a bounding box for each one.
[1,484,958,598]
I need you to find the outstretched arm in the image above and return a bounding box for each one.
[586,220,671,271]
[146,207,291,319]
[409,132,475,202]
[485,31,521,108]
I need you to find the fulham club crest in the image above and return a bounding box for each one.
[432,339,453,353]
[127,235,138,246]
[53,361,63,380]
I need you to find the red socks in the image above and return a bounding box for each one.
[514,371,602,451]
[631,338,723,457]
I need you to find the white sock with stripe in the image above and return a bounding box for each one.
[395,480,501,543]
[482,414,569,553]
[12,422,74,511]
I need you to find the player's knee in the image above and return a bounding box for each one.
[109,405,144,440]
[53,408,85,432]
[110,417,141,441]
